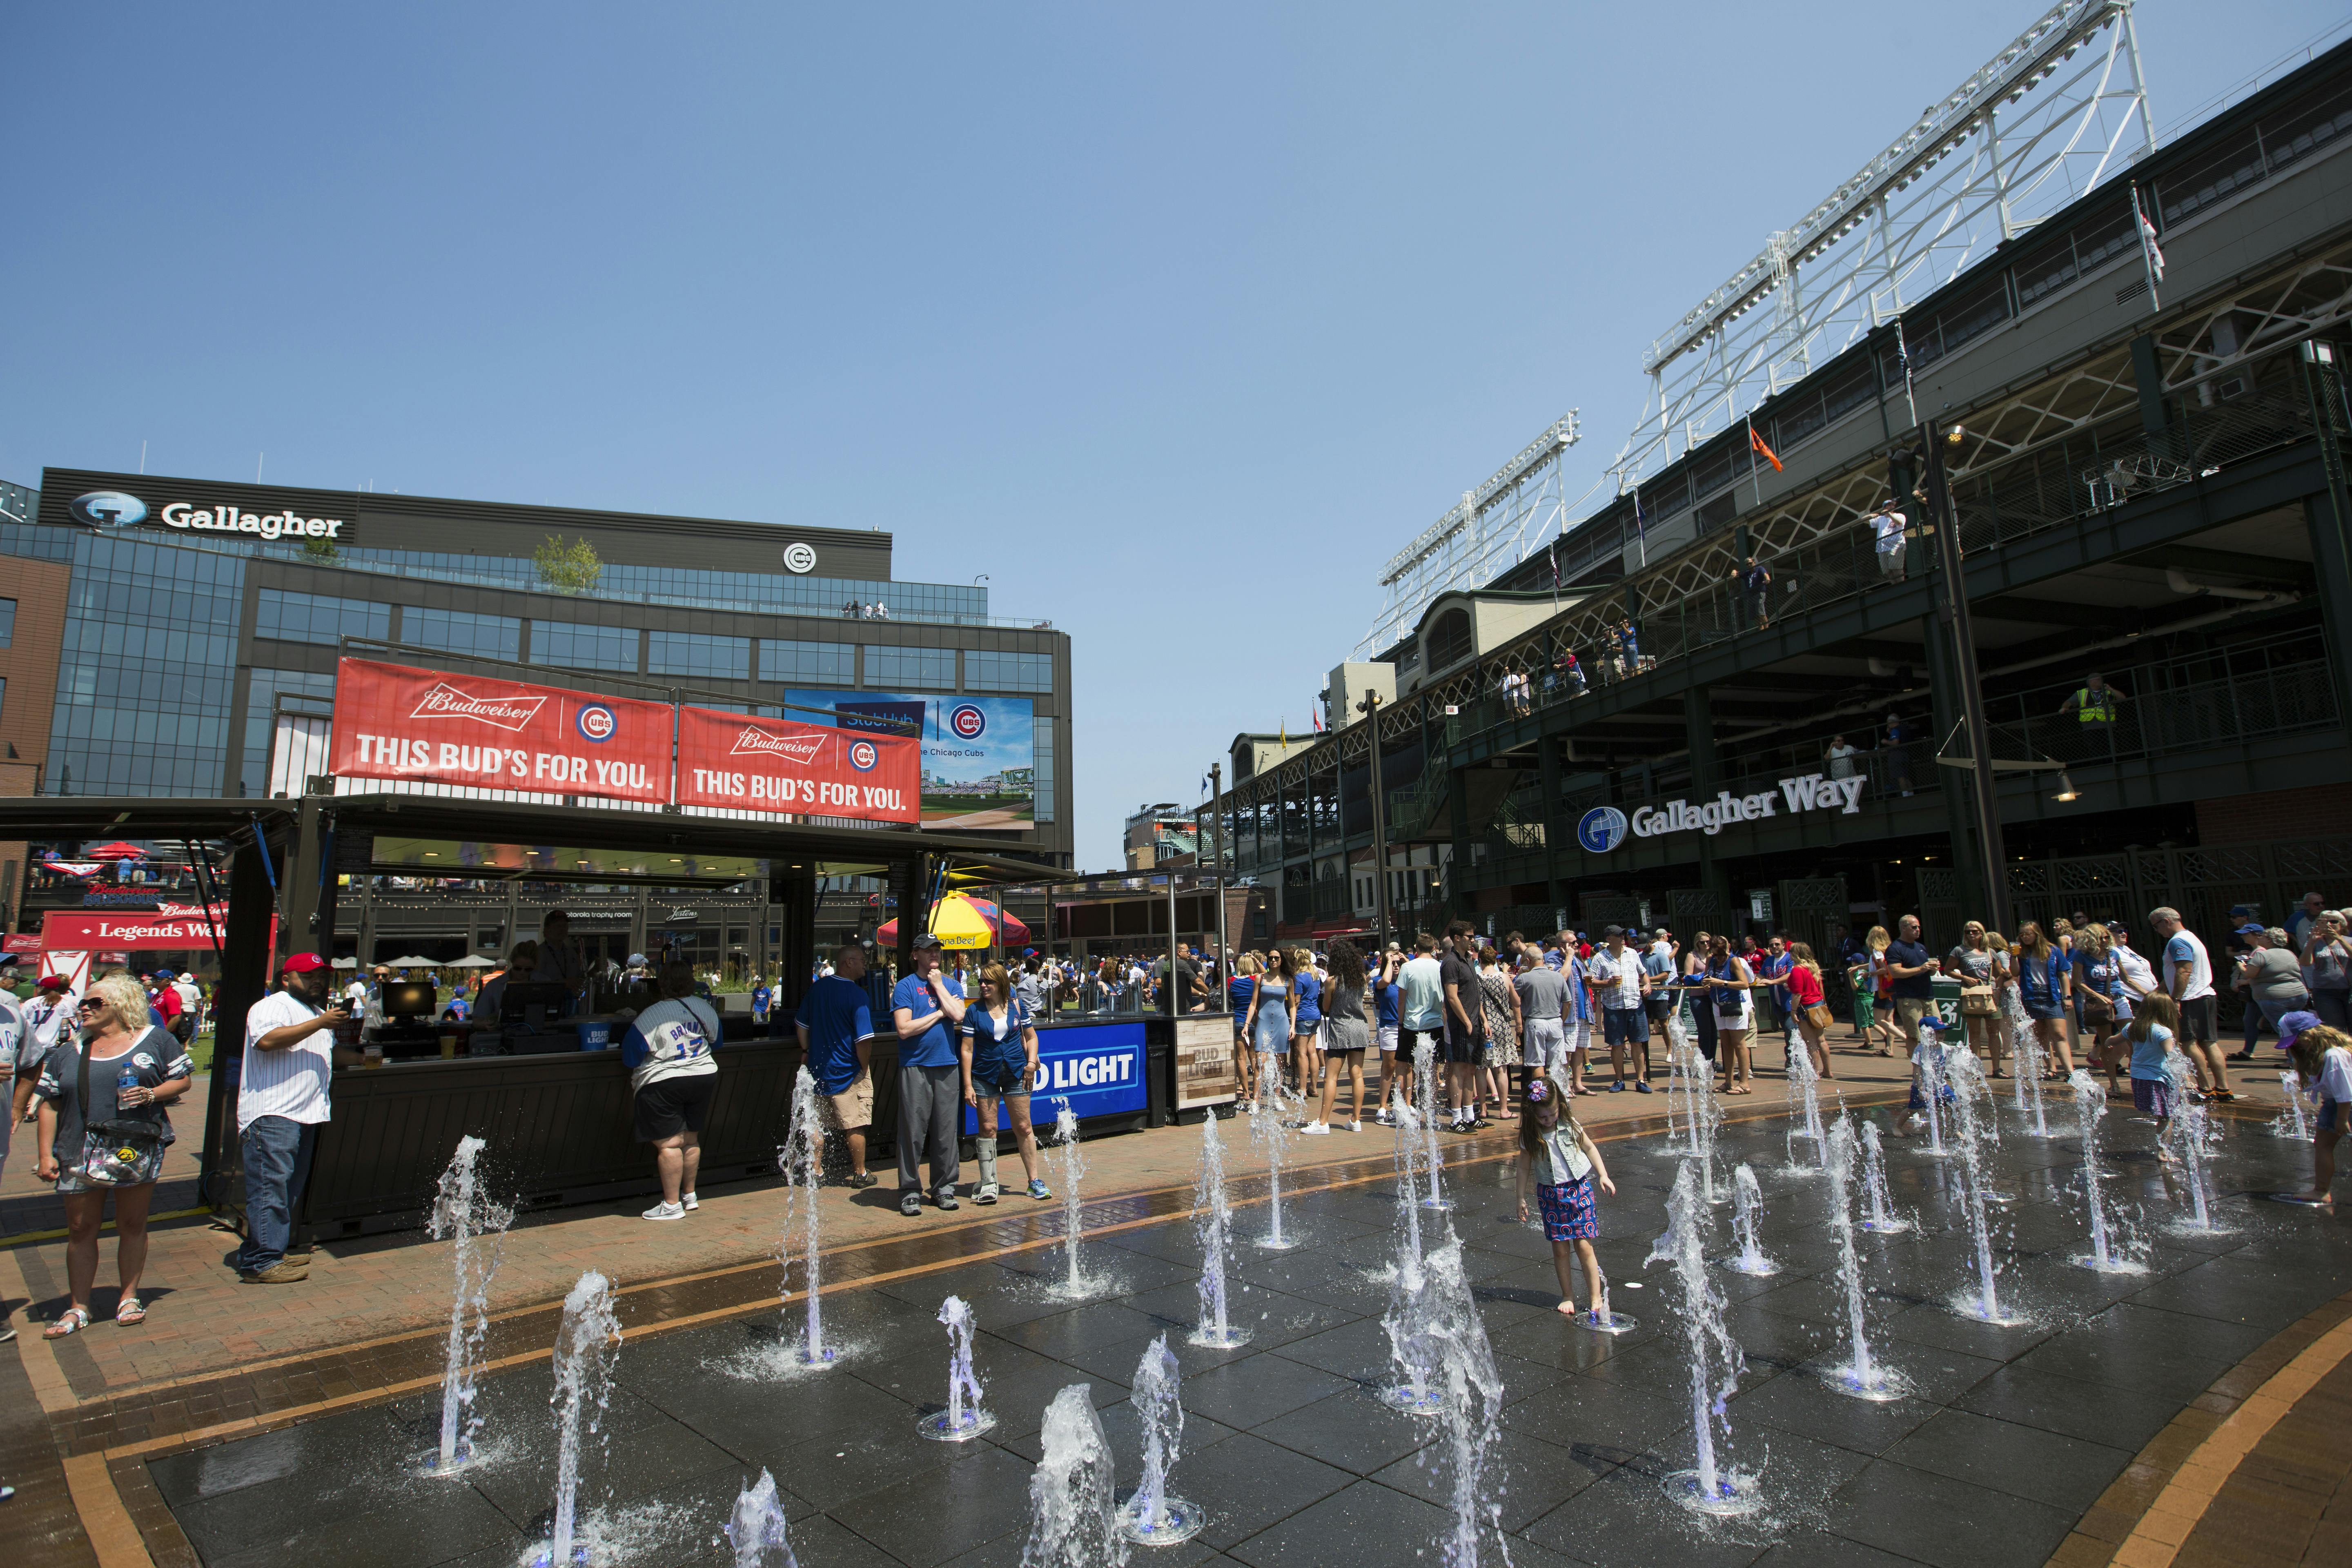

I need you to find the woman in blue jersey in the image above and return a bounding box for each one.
[1229,954,1261,1107]
[958,963,1049,1204]
[2013,921,2075,1077]
[1373,946,1403,1123]
[1241,947,1296,1111]
[1290,948,1324,1106]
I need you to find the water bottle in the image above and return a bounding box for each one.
[116,1066,140,1111]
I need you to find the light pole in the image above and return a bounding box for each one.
[1359,692,1390,946]
[1922,423,2010,932]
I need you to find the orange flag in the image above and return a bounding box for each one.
[1750,426,1783,472]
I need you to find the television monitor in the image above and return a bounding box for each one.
[380,981,436,1018]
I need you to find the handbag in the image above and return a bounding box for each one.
[74,1040,164,1187]
[1959,983,1997,1017]
[1805,1003,1834,1030]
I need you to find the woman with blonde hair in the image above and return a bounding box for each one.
[1864,925,1897,1056]
[2013,920,2075,1076]
[959,962,1049,1203]
[1943,920,2005,1076]
[1229,952,1262,1107]
[33,971,192,1336]
[1290,947,1325,1105]
[1786,942,1834,1080]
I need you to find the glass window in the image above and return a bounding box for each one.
[242,668,338,797]
[1033,715,1056,822]
[964,649,1054,694]
[256,588,392,647]
[648,631,750,681]
[759,639,854,684]
[863,645,956,689]
[532,620,637,673]
[405,608,520,661]
[0,598,16,648]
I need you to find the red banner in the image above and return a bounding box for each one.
[41,910,274,951]
[675,706,919,823]
[329,658,672,806]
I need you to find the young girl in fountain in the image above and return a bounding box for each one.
[2288,1023,2352,1209]
[2126,993,2184,1142]
[1513,1076,1616,1315]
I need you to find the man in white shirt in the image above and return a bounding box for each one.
[1590,926,1653,1092]
[233,953,360,1284]
[1826,735,1858,780]
[1872,505,1909,583]
[2151,906,2227,1100]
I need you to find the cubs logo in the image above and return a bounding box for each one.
[848,739,880,773]
[576,704,618,744]
[949,704,986,740]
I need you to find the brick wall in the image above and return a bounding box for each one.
[2196,785,2343,845]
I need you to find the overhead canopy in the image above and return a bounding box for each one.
[447,954,499,969]
[85,841,148,859]
[381,955,440,968]
[0,795,1074,893]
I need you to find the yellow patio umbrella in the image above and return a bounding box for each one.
[877,892,1009,951]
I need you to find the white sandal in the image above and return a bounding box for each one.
[43,1307,90,1339]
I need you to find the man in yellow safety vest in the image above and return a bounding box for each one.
[2058,672,2125,726]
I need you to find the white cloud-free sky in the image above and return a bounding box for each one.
[1,2,2340,864]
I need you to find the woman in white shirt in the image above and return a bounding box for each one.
[2290,1023,2352,1209]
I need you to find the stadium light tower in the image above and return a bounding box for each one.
[1357,412,1580,657]
[1610,0,2155,491]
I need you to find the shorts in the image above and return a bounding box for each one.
[1440,1021,1483,1065]
[1643,994,1673,1023]
[1852,993,1876,1028]
[2179,994,2218,1045]
[2131,1077,2174,1118]
[1401,1025,1443,1063]
[1603,1007,1649,1047]
[971,1057,1031,1098]
[2320,1099,2342,1134]
[1536,1177,1598,1241]
[824,1065,875,1131]
[634,1070,717,1142]
[1896,998,1931,1032]
[1566,1018,1594,1056]
[2023,995,2064,1023]
[1294,1021,1321,1048]
[1377,1025,1399,1054]
[1523,1016,1568,1069]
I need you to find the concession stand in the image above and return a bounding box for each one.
[0,654,1174,1236]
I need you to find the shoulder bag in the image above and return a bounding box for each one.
[74,1040,165,1187]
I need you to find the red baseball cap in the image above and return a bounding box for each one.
[35,975,67,991]
[279,952,330,975]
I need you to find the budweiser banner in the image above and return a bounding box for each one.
[330,658,673,806]
[675,705,919,822]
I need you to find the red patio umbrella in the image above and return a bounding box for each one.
[86,842,147,859]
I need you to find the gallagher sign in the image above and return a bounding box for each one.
[1626,773,1869,841]
[674,706,918,823]
[65,488,348,543]
[330,657,672,806]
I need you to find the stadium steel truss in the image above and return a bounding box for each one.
[1615,0,2156,491]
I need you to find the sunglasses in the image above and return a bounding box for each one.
[75,999,102,1012]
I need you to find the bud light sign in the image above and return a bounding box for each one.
[962,1019,1146,1133]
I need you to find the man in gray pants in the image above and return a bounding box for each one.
[891,933,968,1216]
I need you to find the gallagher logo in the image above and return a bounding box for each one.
[67,491,149,530]
[949,704,987,740]
[847,738,880,773]
[576,704,618,743]
[730,726,829,765]
[411,683,548,732]
[1576,806,1629,854]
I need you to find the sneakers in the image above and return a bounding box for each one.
[1300,1121,1331,1135]
[241,1261,310,1283]
[1028,1179,1053,1200]
[681,1192,699,1212]
[1635,1081,1651,1094]
[846,1172,878,1189]
[975,1183,1000,1205]
[1347,1120,1363,1133]
[1373,1109,1395,1127]
[1243,1100,1257,1115]
[901,1192,924,1217]
[935,1187,960,1212]
[642,1201,686,1222]
[1609,1081,1626,1093]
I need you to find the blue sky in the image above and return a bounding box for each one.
[1,2,2341,865]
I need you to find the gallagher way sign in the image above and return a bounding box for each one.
[1576,772,1869,852]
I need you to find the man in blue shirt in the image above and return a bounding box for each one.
[796,944,880,1188]
[891,933,967,1216]
[751,976,773,1029]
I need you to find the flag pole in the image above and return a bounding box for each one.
[2132,183,2164,315]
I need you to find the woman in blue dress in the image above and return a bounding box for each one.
[1242,947,1297,1111]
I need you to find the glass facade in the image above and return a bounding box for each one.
[50,532,243,796]
[0,598,16,648]
[648,631,751,682]
[407,607,521,661]
[863,644,956,689]
[965,648,1053,693]
[531,619,639,674]
[256,587,393,647]
[1033,715,1056,822]
[153,540,990,625]
[760,639,853,685]
[241,667,338,796]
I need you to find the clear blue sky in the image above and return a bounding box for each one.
[1,2,2339,865]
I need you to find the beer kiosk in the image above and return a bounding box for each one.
[0,654,1120,1237]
